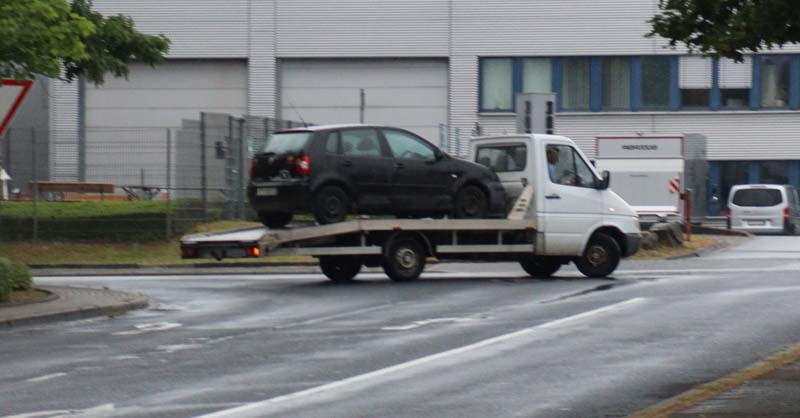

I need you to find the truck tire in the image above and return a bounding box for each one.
[312,185,350,224]
[454,185,489,219]
[520,257,561,278]
[257,211,293,229]
[574,233,621,278]
[319,256,361,282]
[382,236,426,282]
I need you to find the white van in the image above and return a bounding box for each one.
[471,134,641,262]
[727,184,800,235]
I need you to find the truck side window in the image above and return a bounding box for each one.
[546,144,595,188]
[476,145,526,172]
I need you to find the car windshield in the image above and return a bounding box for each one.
[732,188,783,207]
[262,132,311,154]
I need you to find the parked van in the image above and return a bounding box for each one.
[727,184,800,235]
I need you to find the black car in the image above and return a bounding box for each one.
[247,124,506,227]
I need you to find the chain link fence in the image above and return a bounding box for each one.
[0,113,308,241]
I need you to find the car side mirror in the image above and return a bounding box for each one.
[434,149,446,161]
[596,171,610,190]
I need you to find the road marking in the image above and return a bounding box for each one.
[382,317,476,331]
[113,322,182,336]
[629,343,800,418]
[194,298,645,418]
[25,373,67,383]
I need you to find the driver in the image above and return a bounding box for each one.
[546,146,575,185]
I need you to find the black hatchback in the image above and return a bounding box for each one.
[247,124,506,227]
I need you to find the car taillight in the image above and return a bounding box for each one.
[784,207,790,220]
[295,155,311,176]
[249,159,255,178]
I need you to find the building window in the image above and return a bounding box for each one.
[522,58,551,93]
[719,58,751,109]
[679,56,712,109]
[641,56,671,109]
[480,58,513,111]
[719,161,750,204]
[562,58,591,111]
[761,56,791,108]
[601,58,630,110]
[761,160,789,184]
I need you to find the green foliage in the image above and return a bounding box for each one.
[0,200,221,242]
[649,0,800,61]
[0,0,169,84]
[0,257,32,302]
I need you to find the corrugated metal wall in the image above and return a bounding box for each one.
[50,80,80,181]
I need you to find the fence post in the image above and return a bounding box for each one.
[31,128,38,241]
[200,112,208,222]
[238,118,246,220]
[166,128,172,239]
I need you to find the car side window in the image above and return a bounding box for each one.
[341,129,382,157]
[325,132,340,154]
[546,144,596,188]
[383,129,436,161]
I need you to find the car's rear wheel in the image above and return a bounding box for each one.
[319,256,361,282]
[574,233,621,278]
[454,185,489,219]
[257,211,293,228]
[312,185,350,224]
[520,256,561,278]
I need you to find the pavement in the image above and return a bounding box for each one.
[3,250,799,417]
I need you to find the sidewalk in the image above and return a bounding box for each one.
[0,285,148,327]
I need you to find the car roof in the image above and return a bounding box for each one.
[276,124,400,133]
[730,184,791,191]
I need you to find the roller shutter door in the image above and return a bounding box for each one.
[280,59,448,144]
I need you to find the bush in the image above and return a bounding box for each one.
[0,257,32,302]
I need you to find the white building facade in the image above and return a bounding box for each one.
[46,0,800,215]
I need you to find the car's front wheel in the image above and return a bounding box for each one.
[574,233,621,278]
[453,185,489,218]
[257,211,293,229]
[312,185,350,224]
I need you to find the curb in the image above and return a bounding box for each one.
[629,343,800,418]
[0,288,149,328]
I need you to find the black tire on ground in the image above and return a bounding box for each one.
[784,220,796,235]
[257,211,293,228]
[453,185,489,219]
[382,236,426,282]
[574,233,621,278]
[312,185,350,224]
[520,257,562,278]
[319,256,362,282]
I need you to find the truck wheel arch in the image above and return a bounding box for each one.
[584,226,627,257]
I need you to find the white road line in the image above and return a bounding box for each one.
[25,373,67,383]
[194,298,645,418]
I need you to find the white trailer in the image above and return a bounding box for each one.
[594,134,708,225]
[180,134,641,281]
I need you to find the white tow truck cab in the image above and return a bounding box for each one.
[180,134,641,282]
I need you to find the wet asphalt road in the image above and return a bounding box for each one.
[2,236,800,418]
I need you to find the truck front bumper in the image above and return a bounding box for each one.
[624,232,642,257]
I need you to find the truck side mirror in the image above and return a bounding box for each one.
[596,171,610,190]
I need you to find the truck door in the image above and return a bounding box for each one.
[541,143,604,255]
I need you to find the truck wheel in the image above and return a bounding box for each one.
[520,257,561,278]
[319,256,361,282]
[454,185,489,218]
[574,233,621,278]
[383,236,426,282]
[312,185,350,224]
[257,211,293,228]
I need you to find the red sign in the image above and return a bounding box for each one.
[0,79,33,137]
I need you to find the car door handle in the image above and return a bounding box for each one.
[342,160,353,167]
[545,194,561,200]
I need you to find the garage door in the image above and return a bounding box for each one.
[280,59,448,144]
[83,60,247,186]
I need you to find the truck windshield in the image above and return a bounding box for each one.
[262,132,311,154]
[732,189,783,207]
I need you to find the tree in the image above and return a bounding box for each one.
[0,0,169,85]
[649,0,800,62]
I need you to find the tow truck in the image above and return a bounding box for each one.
[180,134,641,282]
